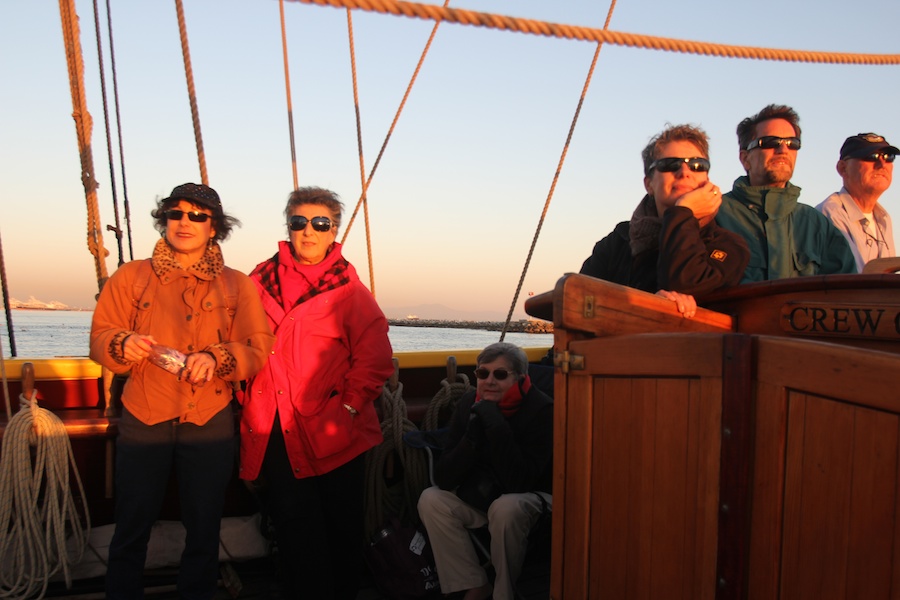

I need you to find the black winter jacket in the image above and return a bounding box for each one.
[580,204,749,296]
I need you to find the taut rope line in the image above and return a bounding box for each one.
[289,0,900,66]
[279,0,300,190]
[174,0,209,185]
[501,0,617,340]
[344,9,377,296]
[103,0,135,262]
[340,0,452,250]
[90,0,125,267]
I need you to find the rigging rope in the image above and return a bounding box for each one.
[58,0,110,296]
[174,0,209,185]
[501,0,617,339]
[103,0,135,262]
[279,0,300,190]
[344,9,377,296]
[0,391,91,600]
[0,230,16,359]
[340,0,451,256]
[91,0,125,267]
[290,0,900,66]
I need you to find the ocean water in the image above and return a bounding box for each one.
[1,310,552,358]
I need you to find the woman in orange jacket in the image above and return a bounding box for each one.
[91,183,274,599]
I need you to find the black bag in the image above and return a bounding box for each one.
[364,517,441,600]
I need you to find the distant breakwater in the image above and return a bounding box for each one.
[388,318,552,333]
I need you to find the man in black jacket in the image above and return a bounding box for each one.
[418,342,553,600]
[580,123,749,316]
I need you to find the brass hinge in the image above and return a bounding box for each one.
[553,350,585,374]
[584,294,594,318]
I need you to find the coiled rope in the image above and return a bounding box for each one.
[0,391,91,599]
[290,0,900,65]
[364,378,429,537]
[421,373,470,432]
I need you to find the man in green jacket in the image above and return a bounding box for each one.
[716,104,856,282]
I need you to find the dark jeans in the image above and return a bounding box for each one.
[106,405,235,600]
[262,417,366,600]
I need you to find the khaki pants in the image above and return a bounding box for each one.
[417,486,551,600]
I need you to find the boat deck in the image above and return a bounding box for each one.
[41,550,551,599]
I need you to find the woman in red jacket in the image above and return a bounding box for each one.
[240,187,394,599]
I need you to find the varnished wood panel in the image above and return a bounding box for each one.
[559,334,725,600]
[752,337,900,600]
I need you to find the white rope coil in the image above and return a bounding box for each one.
[0,392,91,599]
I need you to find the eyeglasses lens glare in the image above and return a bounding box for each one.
[474,368,514,380]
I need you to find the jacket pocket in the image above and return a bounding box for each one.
[302,396,356,459]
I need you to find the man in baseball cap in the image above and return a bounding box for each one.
[817,133,897,271]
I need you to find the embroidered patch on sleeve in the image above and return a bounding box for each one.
[710,249,728,262]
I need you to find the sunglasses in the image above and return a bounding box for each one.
[745,136,802,151]
[164,209,211,223]
[289,215,334,232]
[856,152,896,163]
[647,157,710,175]
[474,367,519,381]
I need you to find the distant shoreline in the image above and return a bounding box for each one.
[388,318,552,333]
[7,309,553,333]
[10,307,92,312]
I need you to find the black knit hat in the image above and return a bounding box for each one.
[839,133,899,160]
[161,183,222,210]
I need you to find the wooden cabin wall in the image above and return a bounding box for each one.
[748,338,900,600]
[551,331,900,600]
[552,333,727,600]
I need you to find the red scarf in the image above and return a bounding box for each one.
[476,375,532,417]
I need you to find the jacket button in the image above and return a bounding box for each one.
[278,390,284,395]
[186,314,193,321]
[285,429,290,434]
[188,402,195,409]
[187,345,194,351]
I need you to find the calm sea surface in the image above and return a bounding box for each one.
[1,310,552,358]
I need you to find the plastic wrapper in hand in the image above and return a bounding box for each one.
[148,344,187,377]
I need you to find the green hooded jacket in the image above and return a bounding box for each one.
[716,176,856,282]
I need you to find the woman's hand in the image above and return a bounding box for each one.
[656,289,697,319]
[183,352,216,385]
[123,334,156,363]
[674,181,721,222]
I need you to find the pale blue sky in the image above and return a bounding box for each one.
[1,1,898,318]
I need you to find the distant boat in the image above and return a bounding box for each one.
[406,314,419,320]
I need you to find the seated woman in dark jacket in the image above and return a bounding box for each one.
[418,342,553,600]
[580,123,749,317]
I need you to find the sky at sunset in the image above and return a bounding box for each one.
[1,0,899,319]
